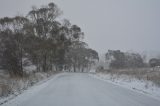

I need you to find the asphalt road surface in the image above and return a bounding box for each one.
[2,73,160,106]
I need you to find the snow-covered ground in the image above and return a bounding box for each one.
[1,73,160,106]
[91,72,160,101]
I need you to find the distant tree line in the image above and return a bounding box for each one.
[149,58,160,68]
[105,50,145,69]
[0,2,99,77]
[105,50,160,69]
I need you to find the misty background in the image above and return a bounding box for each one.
[1,1,160,105]
[0,0,160,57]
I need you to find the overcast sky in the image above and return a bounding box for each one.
[0,0,160,54]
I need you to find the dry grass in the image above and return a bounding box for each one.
[0,84,11,97]
[0,71,57,97]
[100,68,160,87]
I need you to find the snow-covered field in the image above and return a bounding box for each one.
[91,72,160,101]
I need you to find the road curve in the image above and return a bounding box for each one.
[2,73,160,106]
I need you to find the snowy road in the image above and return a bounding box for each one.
[2,73,160,106]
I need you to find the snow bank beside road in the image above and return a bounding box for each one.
[0,72,58,105]
[91,73,160,101]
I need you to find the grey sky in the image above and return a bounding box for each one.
[0,0,160,54]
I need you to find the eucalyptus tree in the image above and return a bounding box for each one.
[0,16,29,77]
[26,3,84,72]
[26,3,62,72]
[0,2,94,75]
[65,41,99,72]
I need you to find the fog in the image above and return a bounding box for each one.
[0,0,160,54]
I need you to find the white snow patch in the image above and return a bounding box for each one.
[23,65,36,73]
[90,73,160,101]
[89,69,96,73]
